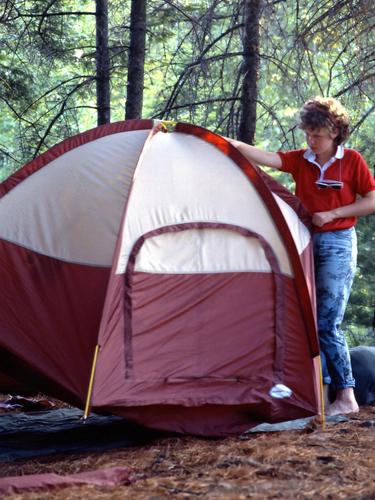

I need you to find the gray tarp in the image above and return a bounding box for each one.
[0,408,155,461]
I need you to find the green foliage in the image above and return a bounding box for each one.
[0,0,98,176]
[343,214,375,345]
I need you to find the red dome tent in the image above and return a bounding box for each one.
[0,120,321,436]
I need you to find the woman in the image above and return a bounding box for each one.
[228,97,375,415]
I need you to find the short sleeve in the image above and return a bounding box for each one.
[277,150,305,177]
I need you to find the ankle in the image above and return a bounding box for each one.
[335,387,357,404]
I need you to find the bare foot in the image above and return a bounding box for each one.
[325,387,359,416]
[326,400,359,416]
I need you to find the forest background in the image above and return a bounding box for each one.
[0,0,374,345]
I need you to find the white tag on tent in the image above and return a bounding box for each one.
[269,384,293,399]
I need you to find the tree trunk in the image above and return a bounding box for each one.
[238,0,261,144]
[125,0,147,119]
[96,0,110,125]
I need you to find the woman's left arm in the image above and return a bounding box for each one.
[312,190,375,227]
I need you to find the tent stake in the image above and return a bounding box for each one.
[83,344,100,421]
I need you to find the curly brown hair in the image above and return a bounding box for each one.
[298,97,350,145]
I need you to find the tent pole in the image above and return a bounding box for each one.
[318,356,326,431]
[83,344,100,421]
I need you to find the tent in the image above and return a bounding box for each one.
[0,119,321,436]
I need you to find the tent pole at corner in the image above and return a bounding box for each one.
[83,344,100,420]
[318,355,326,431]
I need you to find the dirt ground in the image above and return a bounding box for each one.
[0,400,375,499]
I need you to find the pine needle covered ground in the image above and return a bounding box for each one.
[0,397,374,499]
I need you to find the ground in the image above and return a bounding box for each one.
[0,401,374,499]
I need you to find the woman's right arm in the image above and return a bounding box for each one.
[228,139,282,170]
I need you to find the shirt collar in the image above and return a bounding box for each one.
[303,144,344,162]
[303,145,344,173]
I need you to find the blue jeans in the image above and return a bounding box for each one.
[313,228,357,390]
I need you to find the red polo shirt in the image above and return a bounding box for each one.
[277,148,375,232]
